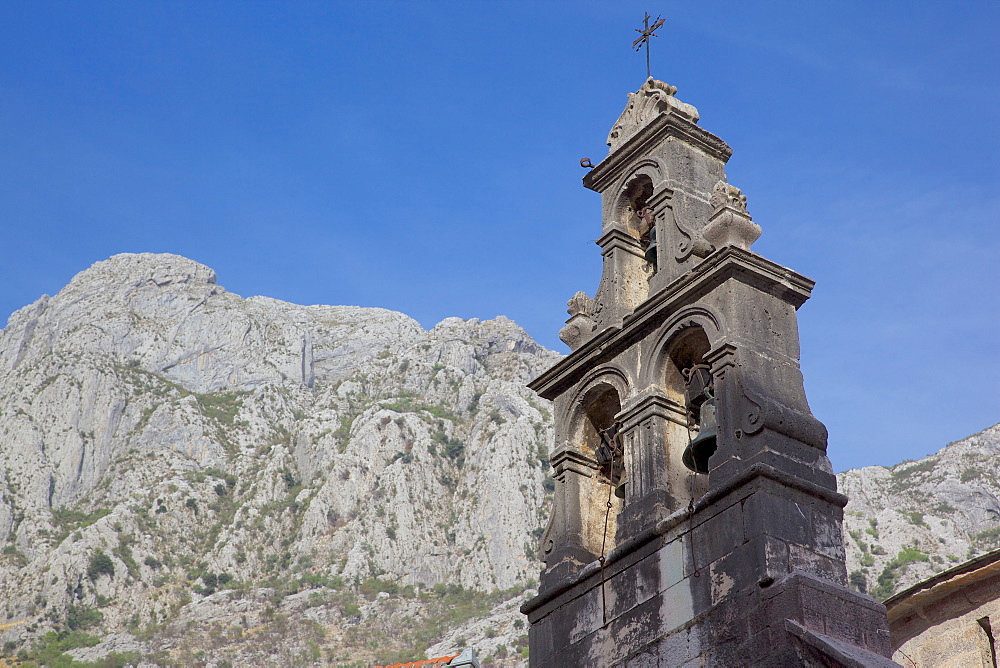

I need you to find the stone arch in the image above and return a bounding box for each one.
[564,366,631,458]
[560,367,630,559]
[641,306,726,394]
[640,306,726,486]
[611,160,666,238]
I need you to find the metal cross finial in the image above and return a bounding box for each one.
[632,12,665,80]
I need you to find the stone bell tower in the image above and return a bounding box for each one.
[521,79,898,666]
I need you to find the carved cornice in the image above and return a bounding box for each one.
[606,79,699,151]
[584,113,733,194]
[617,392,687,428]
[528,247,814,400]
[596,226,645,259]
[549,448,599,478]
[527,324,620,397]
[630,245,815,319]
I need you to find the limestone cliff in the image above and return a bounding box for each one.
[0,252,997,666]
[838,422,1000,601]
[0,253,556,666]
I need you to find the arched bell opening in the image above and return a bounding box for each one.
[660,327,716,501]
[578,384,623,487]
[663,328,711,399]
[569,382,625,558]
[615,175,658,271]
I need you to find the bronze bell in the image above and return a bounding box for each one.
[637,205,657,265]
[614,473,627,499]
[643,226,658,264]
[682,398,718,474]
[643,239,658,264]
[682,364,718,474]
[596,422,627,498]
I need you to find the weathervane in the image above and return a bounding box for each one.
[632,12,665,79]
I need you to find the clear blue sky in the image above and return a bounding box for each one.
[2,2,997,472]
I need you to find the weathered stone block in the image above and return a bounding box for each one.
[617,489,673,538]
[528,613,554,664]
[604,548,660,620]
[620,648,658,668]
[705,590,756,643]
[562,585,604,646]
[760,573,816,629]
[860,612,894,656]
[699,636,742,667]
[789,543,847,583]
[660,578,698,634]
[658,535,687,591]
[604,594,664,664]
[710,533,790,602]
[657,624,701,666]
[810,507,847,561]
[824,608,866,647]
[742,487,812,547]
[692,501,744,569]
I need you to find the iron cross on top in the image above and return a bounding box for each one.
[632,12,665,79]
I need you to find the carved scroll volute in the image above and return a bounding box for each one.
[735,376,828,450]
[559,291,597,350]
[607,78,700,152]
[671,194,713,262]
[702,181,762,251]
[539,513,555,560]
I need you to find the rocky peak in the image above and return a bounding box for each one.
[0,253,557,665]
[839,422,1000,600]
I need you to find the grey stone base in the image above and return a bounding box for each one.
[524,469,898,667]
[527,565,896,666]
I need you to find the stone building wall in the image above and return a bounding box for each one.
[888,549,1000,667]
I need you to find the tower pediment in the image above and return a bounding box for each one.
[607,78,700,151]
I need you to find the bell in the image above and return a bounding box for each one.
[643,239,658,264]
[614,472,627,499]
[682,399,718,474]
[596,422,626,496]
[643,226,658,264]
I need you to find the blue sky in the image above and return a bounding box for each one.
[1,2,997,472]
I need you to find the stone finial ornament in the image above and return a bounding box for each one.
[709,180,749,214]
[607,78,700,151]
[701,181,762,251]
[559,291,596,350]
[566,291,595,318]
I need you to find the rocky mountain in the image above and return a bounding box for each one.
[839,422,1000,601]
[0,253,558,666]
[1,252,997,666]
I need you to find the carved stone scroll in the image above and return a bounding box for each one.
[607,78,700,152]
[670,198,712,262]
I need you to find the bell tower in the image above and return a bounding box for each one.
[521,79,898,666]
